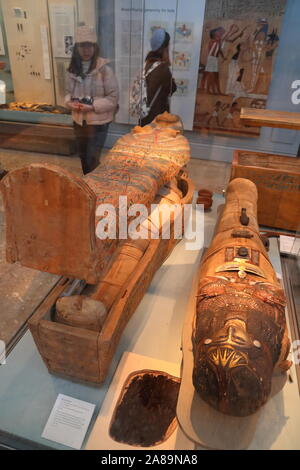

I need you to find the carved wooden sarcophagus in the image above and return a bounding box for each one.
[0,113,194,383]
[192,178,291,417]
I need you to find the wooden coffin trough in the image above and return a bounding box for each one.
[28,174,194,384]
[231,150,300,231]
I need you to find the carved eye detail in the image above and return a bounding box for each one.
[253,340,261,348]
[204,339,212,345]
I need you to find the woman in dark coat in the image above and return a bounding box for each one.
[141,28,177,126]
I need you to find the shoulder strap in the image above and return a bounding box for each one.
[143,61,163,111]
[148,85,162,109]
[144,61,162,78]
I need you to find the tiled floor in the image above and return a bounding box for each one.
[0,147,231,194]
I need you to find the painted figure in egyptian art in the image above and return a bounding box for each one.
[192,178,291,417]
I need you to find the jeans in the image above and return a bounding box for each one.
[73,122,109,175]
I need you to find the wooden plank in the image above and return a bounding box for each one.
[1,164,99,283]
[240,108,300,130]
[38,319,101,383]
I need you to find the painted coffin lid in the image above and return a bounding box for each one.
[0,113,190,284]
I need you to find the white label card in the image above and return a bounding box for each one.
[42,394,95,449]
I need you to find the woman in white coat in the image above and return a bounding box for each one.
[65,25,119,174]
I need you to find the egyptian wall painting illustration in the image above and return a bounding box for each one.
[193,0,287,136]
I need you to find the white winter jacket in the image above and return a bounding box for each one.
[65,57,119,126]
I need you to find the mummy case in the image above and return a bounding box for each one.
[192,178,291,417]
[0,113,194,383]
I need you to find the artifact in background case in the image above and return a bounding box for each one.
[192,178,291,417]
[0,112,194,383]
[0,101,69,113]
[231,150,300,231]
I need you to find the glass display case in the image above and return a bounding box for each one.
[0,0,205,129]
[0,0,299,451]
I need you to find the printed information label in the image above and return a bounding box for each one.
[42,394,95,449]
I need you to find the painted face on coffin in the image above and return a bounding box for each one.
[205,319,261,366]
[193,318,273,417]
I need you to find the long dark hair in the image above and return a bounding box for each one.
[68,43,100,77]
[145,31,170,71]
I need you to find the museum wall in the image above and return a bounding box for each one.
[183,0,300,161]
[97,0,115,71]
[0,2,14,102]
[48,0,96,106]
[105,0,300,161]
[2,0,55,104]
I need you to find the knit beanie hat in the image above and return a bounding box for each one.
[150,28,167,51]
[75,25,97,44]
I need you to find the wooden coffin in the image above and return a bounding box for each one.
[28,175,194,384]
[1,113,190,284]
[231,150,300,231]
[3,112,192,383]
